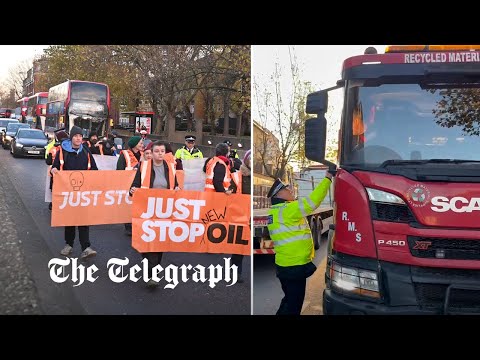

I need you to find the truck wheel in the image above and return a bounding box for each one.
[311,218,320,250]
[318,218,324,238]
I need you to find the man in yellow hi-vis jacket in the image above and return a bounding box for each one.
[267,171,333,315]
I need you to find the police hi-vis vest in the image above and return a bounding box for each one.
[175,146,203,160]
[267,177,332,267]
[122,150,139,170]
[140,159,175,190]
[204,157,231,192]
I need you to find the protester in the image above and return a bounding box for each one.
[129,141,179,288]
[51,125,99,259]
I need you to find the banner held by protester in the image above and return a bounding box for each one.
[51,170,136,226]
[132,188,251,255]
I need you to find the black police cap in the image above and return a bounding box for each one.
[267,178,288,198]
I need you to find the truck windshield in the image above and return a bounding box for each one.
[343,83,480,167]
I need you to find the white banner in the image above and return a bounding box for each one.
[182,158,206,191]
[92,154,118,170]
[45,167,52,203]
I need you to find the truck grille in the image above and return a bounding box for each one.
[408,236,480,260]
[414,283,480,313]
[370,202,416,223]
[412,267,480,313]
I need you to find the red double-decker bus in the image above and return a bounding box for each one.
[45,80,110,137]
[26,92,48,129]
[14,97,29,122]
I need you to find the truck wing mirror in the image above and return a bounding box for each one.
[306,90,328,114]
[305,117,336,170]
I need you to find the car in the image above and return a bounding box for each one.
[2,123,30,149]
[0,108,12,118]
[10,128,48,158]
[0,118,19,145]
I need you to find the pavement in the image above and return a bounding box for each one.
[0,156,83,314]
[301,258,327,315]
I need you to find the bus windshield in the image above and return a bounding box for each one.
[71,82,107,102]
[343,82,480,167]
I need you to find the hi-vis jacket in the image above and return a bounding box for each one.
[267,177,332,267]
[175,146,203,160]
[204,156,231,192]
[119,150,140,170]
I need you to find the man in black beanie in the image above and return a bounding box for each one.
[51,125,99,259]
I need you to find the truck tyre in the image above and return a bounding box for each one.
[311,217,320,250]
[318,217,324,237]
[327,229,335,254]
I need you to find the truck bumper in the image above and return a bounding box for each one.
[324,253,480,315]
[323,289,436,315]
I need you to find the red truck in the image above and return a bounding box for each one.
[305,45,480,315]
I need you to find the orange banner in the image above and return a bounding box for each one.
[51,170,137,226]
[132,189,251,256]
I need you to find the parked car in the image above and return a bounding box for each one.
[2,123,30,149]
[10,128,48,158]
[0,118,19,145]
[0,108,12,118]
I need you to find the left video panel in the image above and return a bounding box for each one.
[0,45,252,315]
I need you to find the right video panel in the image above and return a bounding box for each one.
[252,45,480,315]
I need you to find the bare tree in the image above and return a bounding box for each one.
[254,46,312,178]
[5,59,32,100]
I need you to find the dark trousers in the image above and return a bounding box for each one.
[276,276,307,315]
[231,254,243,276]
[125,223,132,232]
[142,252,164,278]
[65,226,90,251]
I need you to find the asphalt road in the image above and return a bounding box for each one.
[0,149,250,315]
[253,234,328,315]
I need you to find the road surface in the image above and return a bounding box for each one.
[253,234,328,315]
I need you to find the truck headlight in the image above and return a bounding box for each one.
[328,261,380,299]
[366,187,405,204]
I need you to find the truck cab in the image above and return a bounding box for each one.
[306,45,480,315]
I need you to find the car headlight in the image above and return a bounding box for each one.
[328,261,380,299]
[15,143,23,148]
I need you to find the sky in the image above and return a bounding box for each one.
[252,45,386,153]
[0,45,49,83]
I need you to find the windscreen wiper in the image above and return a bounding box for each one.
[380,159,480,168]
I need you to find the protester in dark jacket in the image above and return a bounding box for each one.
[203,143,245,282]
[51,125,98,259]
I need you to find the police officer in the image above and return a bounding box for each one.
[175,135,203,160]
[224,140,241,170]
[267,171,333,315]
